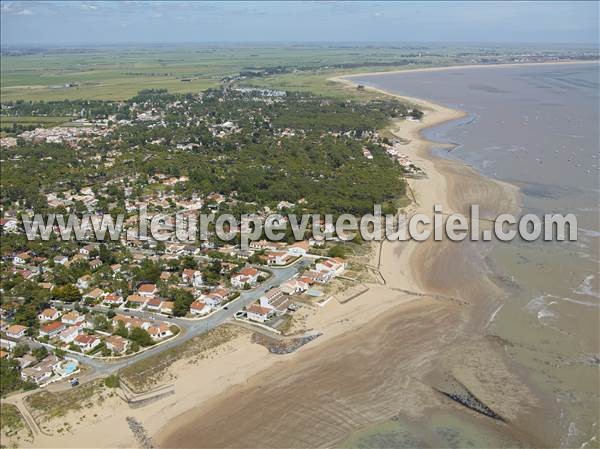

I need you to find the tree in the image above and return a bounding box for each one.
[12,343,29,358]
[328,245,347,258]
[93,314,111,332]
[54,284,82,303]
[114,321,129,338]
[32,346,48,361]
[171,289,194,317]
[135,260,161,284]
[129,327,153,347]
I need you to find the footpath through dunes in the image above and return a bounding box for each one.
[157,90,550,448]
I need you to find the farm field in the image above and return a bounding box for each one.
[0,44,478,102]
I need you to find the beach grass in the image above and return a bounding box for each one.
[120,324,246,393]
[25,379,108,423]
[0,403,30,438]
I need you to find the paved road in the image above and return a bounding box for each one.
[53,258,310,376]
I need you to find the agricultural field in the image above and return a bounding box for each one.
[1,44,458,102]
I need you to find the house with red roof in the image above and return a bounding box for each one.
[231,267,260,288]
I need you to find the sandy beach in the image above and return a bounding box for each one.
[4,68,554,449]
[155,78,550,448]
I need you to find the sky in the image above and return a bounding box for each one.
[1,1,598,47]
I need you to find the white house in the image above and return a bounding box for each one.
[5,324,27,339]
[102,293,124,307]
[39,321,65,337]
[105,335,129,354]
[190,300,210,316]
[259,288,283,308]
[79,244,95,257]
[38,308,61,322]
[245,304,273,323]
[267,252,292,266]
[315,258,346,276]
[231,267,260,288]
[145,297,162,312]
[59,325,81,344]
[280,279,309,295]
[74,334,101,352]
[77,275,92,290]
[61,311,85,325]
[287,240,310,256]
[54,255,69,265]
[13,252,30,266]
[182,269,203,288]
[147,323,172,341]
[138,284,158,297]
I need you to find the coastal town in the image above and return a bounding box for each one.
[1,85,420,406]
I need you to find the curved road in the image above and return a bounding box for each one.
[60,258,311,376]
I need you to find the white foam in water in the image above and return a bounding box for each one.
[579,228,600,238]
[574,274,600,299]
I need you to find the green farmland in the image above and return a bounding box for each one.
[1,44,452,102]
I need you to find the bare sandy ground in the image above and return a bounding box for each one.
[5,68,557,449]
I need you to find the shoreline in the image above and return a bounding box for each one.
[156,75,541,448]
[8,65,540,449]
[336,59,599,81]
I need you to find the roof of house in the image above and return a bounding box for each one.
[237,267,258,277]
[146,297,162,307]
[264,288,282,300]
[148,323,169,335]
[104,293,122,302]
[190,300,207,310]
[6,324,27,334]
[126,294,146,303]
[290,240,310,250]
[61,311,80,321]
[246,304,271,316]
[105,335,126,348]
[75,334,98,344]
[138,284,157,293]
[39,308,59,318]
[41,321,64,333]
[85,288,105,298]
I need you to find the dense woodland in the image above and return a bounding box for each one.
[1,89,412,217]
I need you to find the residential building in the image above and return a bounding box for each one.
[5,324,27,339]
[182,269,203,288]
[105,335,129,354]
[138,283,158,297]
[245,304,273,323]
[74,334,101,352]
[103,293,124,306]
[61,311,84,325]
[287,240,310,256]
[77,275,92,290]
[59,325,81,344]
[40,321,65,337]
[38,308,61,322]
[147,323,172,341]
[231,267,260,288]
[190,300,210,316]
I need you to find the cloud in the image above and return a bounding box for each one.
[1,1,33,15]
